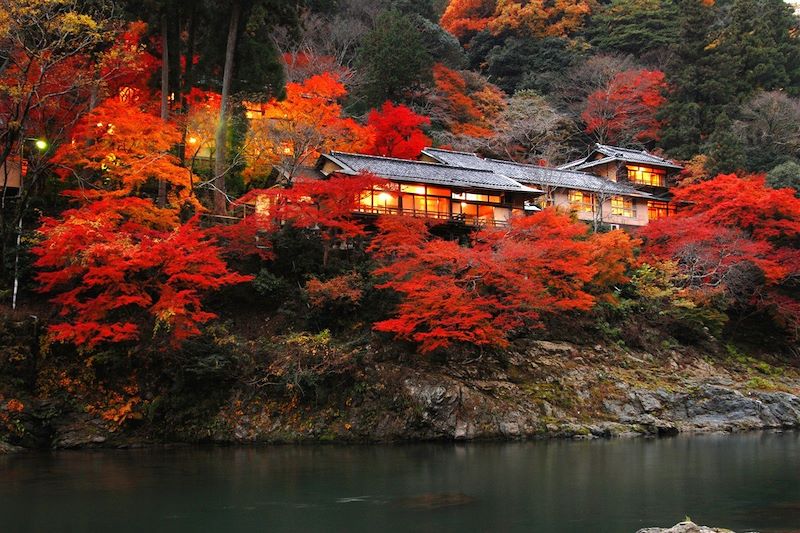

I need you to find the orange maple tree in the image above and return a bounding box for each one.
[52,98,195,204]
[440,0,595,39]
[440,0,497,39]
[365,101,431,159]
[490,0,596,37]
[430,64,506,138]
[582,69,667,144]
[244,72,372,183]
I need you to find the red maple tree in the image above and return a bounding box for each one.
[641,174,800,336]
[582,69,667,144]
[33,198,251,348]
[371,210,636,353]
[365,101,431,159]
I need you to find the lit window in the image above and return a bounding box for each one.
[611,196,634,217]
[569,190,593,212]
[426,186,451,197]
[647,200,672,220]
[626,165,666,187]
[400,184,426,195]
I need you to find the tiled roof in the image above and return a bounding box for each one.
[559,143,683,170]
[322,151,542,193]
[422,148,655,198]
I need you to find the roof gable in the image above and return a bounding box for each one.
[560,143,682,171]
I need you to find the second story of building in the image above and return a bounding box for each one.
[558,144,683,197]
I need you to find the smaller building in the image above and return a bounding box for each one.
[316,151,543,227]
[559,143,683,221]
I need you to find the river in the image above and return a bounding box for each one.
[1,432,799,532]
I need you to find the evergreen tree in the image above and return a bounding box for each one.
[703,113,746,175]
[721,0,800,97]
[767,160,800,195]
[467,31,577,95]
[356,10,434,107]
[658,0,736,160]
[588,0,679,60]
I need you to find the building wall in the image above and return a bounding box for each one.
[0,159,23,189]
[550,189,649,228]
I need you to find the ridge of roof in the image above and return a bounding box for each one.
[324,151,542,193]
[328,150,498,175]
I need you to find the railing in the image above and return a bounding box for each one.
[199,203,256,227]
[354,206,508,227]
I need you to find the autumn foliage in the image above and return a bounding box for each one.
[371,210,637,353]
[52,98,194,204]
[244,72,371,182]
[431,64,507,138]
[582,69,667,144]
[33,198,251,348]
[440,0,596,39]
[366,101,431,159]
[641,174,800,336]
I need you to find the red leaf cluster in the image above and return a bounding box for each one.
[582,69,667,144]
[641,174,800,335]
[371,210,637,353]
[366,101,431,159]
[33,197,252,348]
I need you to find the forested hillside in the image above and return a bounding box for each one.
[1,0,800,449]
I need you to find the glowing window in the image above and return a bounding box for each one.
[611,196,634,217]
[569,190,593,212]
[626,165,666,187]
[647,200,672,220]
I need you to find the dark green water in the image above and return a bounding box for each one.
[2,432,799,532]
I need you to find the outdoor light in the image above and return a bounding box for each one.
[188,136,198,145]
[34,139,48,151]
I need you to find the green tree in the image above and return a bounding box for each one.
[659,0,736,159]
[356,10,434,107]
[721,0,800,97]
[703,113,746,175]
[412,14,465,69]
[588,0,679,60]
[767,160,800,195]
[467,31,577,95]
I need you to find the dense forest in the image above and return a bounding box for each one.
[1,0,800,447]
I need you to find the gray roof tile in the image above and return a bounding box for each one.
[323,151,541,193]
[422,148,655,198]
[560,143,683,170]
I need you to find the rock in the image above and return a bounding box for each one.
[604,383,800,434]
[0,440,24,454]
[637,520,735,532]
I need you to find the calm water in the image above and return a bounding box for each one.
[1,432,799,532]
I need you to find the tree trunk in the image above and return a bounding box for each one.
[179,3,197,167]
[213,0,241,215]
[158,14,169,207]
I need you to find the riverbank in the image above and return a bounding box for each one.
[3,331,799,451]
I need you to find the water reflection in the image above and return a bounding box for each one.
[1,432,798,532]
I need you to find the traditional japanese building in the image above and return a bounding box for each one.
[262,143,683,230]
[559,144,683,222]
[316,151,543,227]
[421,147,668,229]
